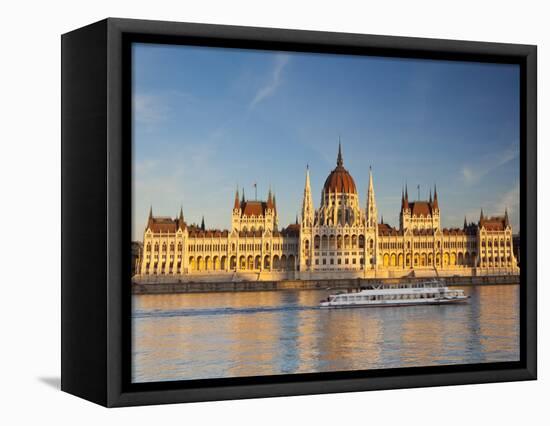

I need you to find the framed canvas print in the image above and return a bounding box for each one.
[61,18,537,407]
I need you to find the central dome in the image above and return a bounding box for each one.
[322,143,357,194]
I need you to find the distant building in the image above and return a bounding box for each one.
[137,144,518,281]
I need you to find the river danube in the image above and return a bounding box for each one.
[132,284,519,383]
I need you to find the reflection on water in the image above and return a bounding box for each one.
[132,285,519,383]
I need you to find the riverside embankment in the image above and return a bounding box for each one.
[132,274,519,294]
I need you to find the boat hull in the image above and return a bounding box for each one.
[320,297,469,309]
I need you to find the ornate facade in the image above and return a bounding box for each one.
[136,144,519,281]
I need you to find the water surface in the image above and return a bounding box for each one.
[132,285,519,383]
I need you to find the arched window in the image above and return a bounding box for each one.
[146,243,151,252]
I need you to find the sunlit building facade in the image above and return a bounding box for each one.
[136,145,518,281]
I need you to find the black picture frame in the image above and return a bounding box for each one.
[61,17,537,407]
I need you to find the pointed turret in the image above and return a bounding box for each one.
[233,187,240,210]
[480,208,484,222]
[200,216,205,231]
[404,184,409,209]
[464,216,467,229]
[366,167,378,229]
[147,205,153,228]
[241,188,245,204]
[337,139,343,167]
[267,186,274,209]
[433,184,439,210]
[301,166,314,228]
[381,215,384,224]
[178,206,185,230]
[429,188,433,204]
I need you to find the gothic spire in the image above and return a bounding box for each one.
[178,206,185,230]
[301,165,314,228]
[267,185,274,209]
[147,205,153,227]
[200,216,205,231]
[432,184,439,209]
[241,187,245,204]
[480,208,484,222]
[234,187,240,210]
[464,215,467,229]
[337,139,343,167]
[366,168,378,229]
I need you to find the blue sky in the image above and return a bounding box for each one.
[132,43,520,240]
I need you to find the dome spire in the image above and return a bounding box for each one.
[337,138,343,167]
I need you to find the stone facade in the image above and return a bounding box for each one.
[136,144,519,281]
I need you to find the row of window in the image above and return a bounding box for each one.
[481,240,512,247]
[481,256,513,262]
[145,242,183,253]
[314,257,365,266]
[314,251,360,257]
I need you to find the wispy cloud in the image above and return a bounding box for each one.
[133,93,169,126]
[461,143,518,185]
[249,54,290,109]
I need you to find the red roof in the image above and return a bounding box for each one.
[322,144,357,194]
[378,223,400,236]
[188,226,229,238]
[409,201,432,216]
[281,223,300,237]
[442,228,466,236]
[241,201,269,217]
[323,166,357,194]
[148,216,185,233]
[480,216,506,231]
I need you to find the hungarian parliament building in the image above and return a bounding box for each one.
[136,144,519,281]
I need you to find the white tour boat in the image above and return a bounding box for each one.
[319,280,468,308]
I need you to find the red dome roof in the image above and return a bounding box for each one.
[323,167,357,194]
[322,143,357,194]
